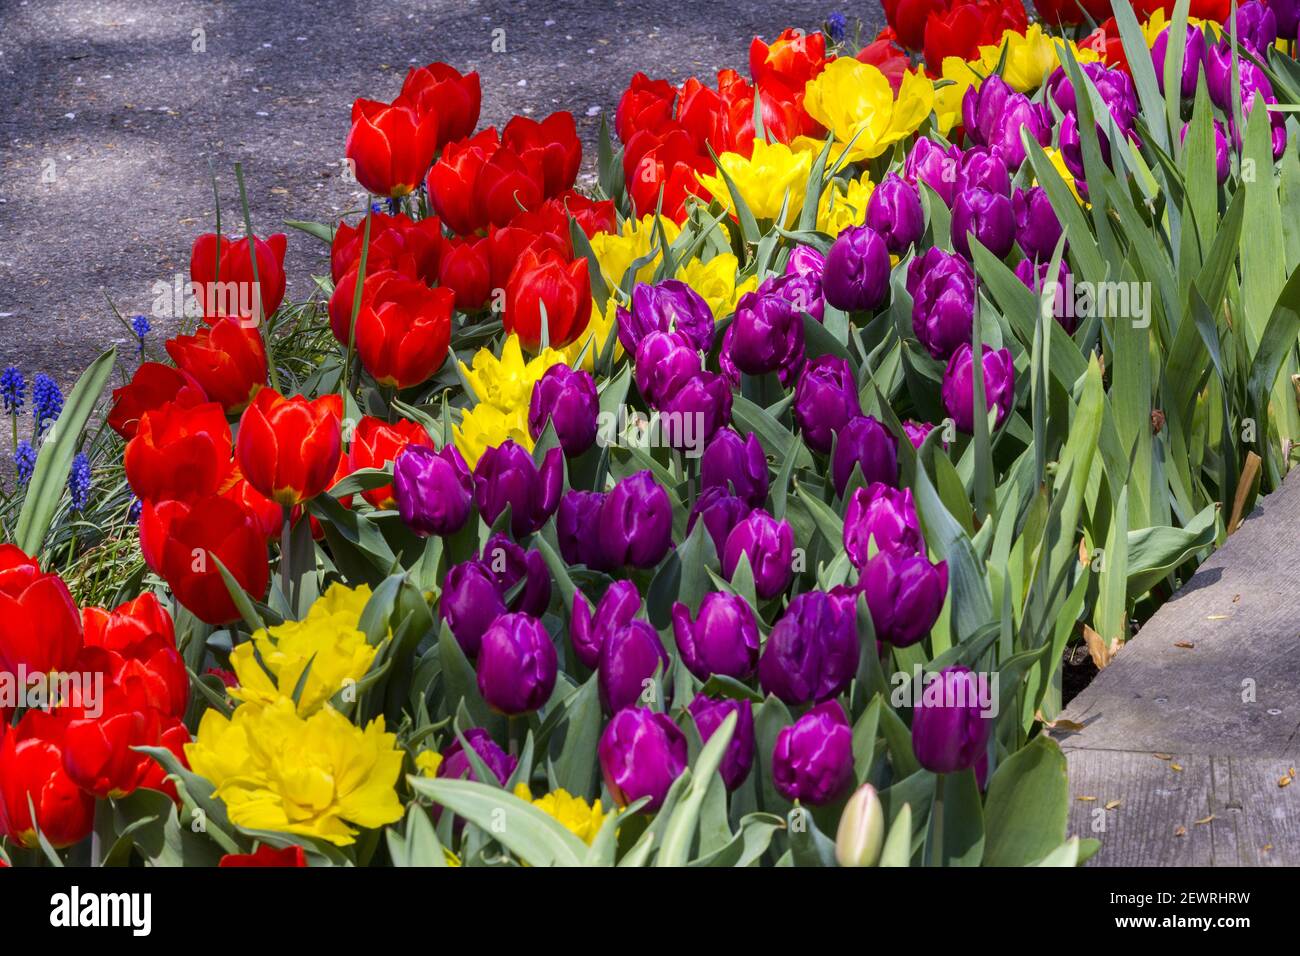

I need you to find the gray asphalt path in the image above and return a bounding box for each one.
[0,0,877,399]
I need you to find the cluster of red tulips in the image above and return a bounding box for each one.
[0,548,189,849]
[337,63,612,354]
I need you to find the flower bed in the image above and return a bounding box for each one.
[2,0,1299,867]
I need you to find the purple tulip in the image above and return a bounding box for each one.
[963,76,1050,169]
[902,419,935,449]
[822,225,891,312]
[1014,260,1075,332]
[479,533,551,616]
[865,173,924,254]
[1057,111,1089,182]
[394,444,473,537]
[599,620,670,713]
[440,561,507,658]
[570,579,641,669]
[722,509,795,600]
[687,486,751,556]
[700,429,768,509]
[1151,25,1208,100]
[961,74,1011,148]
[528,364,598,457]
[635,329,702,409]
[619,279,715,354]
[904,137,961,207]
[955,146,1010,197]
[861,549,949,647]
[1178,121,1231,185]
[671,592,761,681]
[843,482,924,567]
[1047,63,1138,133]
[758,590,858,705]
[793,354,861,455]
[941,343,1016,432]
[785,245,826,280]
[831,415,899,497]
[659,370,733,450]
[911,665,995,774]
[729,287,805,375]
[687,695,755,790]
[476,612,558,714]
[1229,2,1278,53]
[762,269,824,324]
[438,728,517,785]
[771,700,854,805]
[1205,39,1275,113]
[1012,187,1063,263]
[1269,0,1299,39]
[906,247,975,360]
[556,489,609,570]
[952,188,1015,259]
[598,706,688,811]
[599,470,673,569]
[472,440,563,537]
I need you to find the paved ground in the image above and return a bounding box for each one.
[0,0,869,402]
[1054,473,1300,866]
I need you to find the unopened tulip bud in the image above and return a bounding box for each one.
[835,783,885,867]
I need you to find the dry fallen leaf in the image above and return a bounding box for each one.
[1279,776,1292,788]
[1153,753,1173,760]
[1083,624,1124,669]
[1207,614,1229,620]
[1232,594,1241,603]
[1262,844,1273,853]
[1104,800,1121,810]
[1195,814,1215,825]
[1077,795,1097,802]
[1171,763,1184,772]
[1174,826,1187,837]
[1174,641,1195,649]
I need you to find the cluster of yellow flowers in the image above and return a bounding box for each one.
[512,784,611,845]
[453,335,567,468]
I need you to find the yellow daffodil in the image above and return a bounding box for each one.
[229,583,380,716]
[973,25,1100,93]
[454,402,532,469]
[802,59,934,163]
[564,297,623,371]
[415,750,443,777]
[186,697,404,846]
[817,173,875,237]
[512,783,611,845]
[588,215,681,291]
[697,140,812,224]
[676,252,756,319]
[453,334,566,467]
[933,58,983,138]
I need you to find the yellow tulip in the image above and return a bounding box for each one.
[588,215,681,291]
[675,252,756,320]
[972,25,1100,93]
[817,174,875,237]
[697,140,812,224]
[512,783,612,845]
[933,58,983,138]
[564,297,623,372]
[802,58,934,163]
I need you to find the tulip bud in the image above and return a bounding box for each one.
[729,288,805,375]
[911,665,995,774]
[865,174,924,254]
[758,590,858,704]
[598,707,688,812]
[394,444,473,537]
[941,343,1016,432]
[479,533,552,617]
[346,98,438,198]
[861,549,949,647]
[0,711,95,849]
[557,490,609,570]
[1012,187,1063,263]
[831,415,899,497]
[722,509,795,600]
[951,187,1015,259]
[906,248,975,360]
[1179,120,1230,186]
[955,147,1010,197]
[599,471,673,569]
[1151,25,1207,100]
[687,487,751,557]
[823,225,891,311]
[700,429,769,509]
[902,419,935,449]
[504,247,592,351]
[659,370,733,449]
[599,620,670,713]
[771,700,854,805]
[843,482,924,567]
[528,364,599,456]
[619,279,715,354]
[476,612,558,714]
[571,579,641,669]
[671,592,760,682]
[904,137,961,207]
[472,440,564,536]
[635,330,702,408]
[835,783,885,867]
[793,354,861,455]
[440,561,506,658]
[438,728,517,785]
[236,390,343,507]
[687,695,756,790]
[785,245,826,281]
[760,271,824,324]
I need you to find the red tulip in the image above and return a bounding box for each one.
[504,247,592,351]
[750,27,831,88]
[678,77,726,155]
[923,0,1027,69]
[616,72,678,143]
[717,70,815,153]
[425,128,499,236]
[165,316,268,413]
[330,211,444,285]
[107,362,207,440]
[62,690,190,800]
[436,236,493,311]
[220,468,286,539]
[355,283,455,390]
[124,400,233,504]
[346,97,438,198]
[219,844,308,867]
[348,416,434,509]
[190,232,288,324]
[501,111,582,198]
[400,62,482,148]
[81,593,188,720]
[857,38,912,92]
[236,390,343,506]
[139,496,270,625]
[488,225,569,293]
[0,545,83,679]
[0,711,95,849]
[476,145,546,228]
[884,0,946,50]
[623,126,710,221]
[546,191,617,238]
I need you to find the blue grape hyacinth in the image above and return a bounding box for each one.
[32,373,63,436]
[68,451,92,511]
[14,440,36,486]
[1,366,24,415]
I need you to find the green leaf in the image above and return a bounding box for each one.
[657,711,738,866]
[982,735,1069,867]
